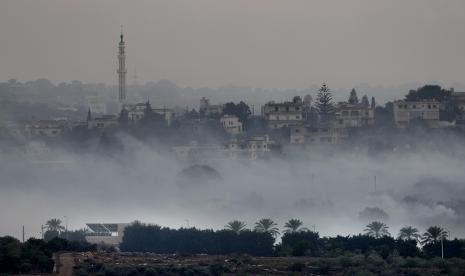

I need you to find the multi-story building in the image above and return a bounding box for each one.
[227,135,275,160]
[220,115,243,135]
[290,125,345,145]
[261,96,305,129]
[124,102,174,126]
[393,100,440,127]
[85,223,129,246]
[25,119,69,138]
[335,102,374,128]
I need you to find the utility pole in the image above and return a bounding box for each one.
[374,175,377,193]
[22,226,25,243]
[311,173,315,186]
[441,233,444,259]
[63,216,69,240]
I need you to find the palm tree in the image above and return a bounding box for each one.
[45,218,65,233]
[398,226,421,241]
[364,221,390,238]
[422,226,448,245]
[225,220,247,234]
[283,219,309,234]
[254,218,279,237]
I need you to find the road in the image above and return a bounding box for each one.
[57,252,74,276]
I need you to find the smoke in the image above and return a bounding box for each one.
[1,132,465,241]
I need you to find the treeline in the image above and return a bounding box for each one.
[121,220,465,260]
[120,222,274,256]
[0,236,96,274]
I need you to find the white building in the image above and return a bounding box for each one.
[290,125,345,145]
[261,96,306,129]
[227,135,275,160]
[393,100,440,127]
[335,102,374,128]
[85,223,129,246]
[220,115,243,135]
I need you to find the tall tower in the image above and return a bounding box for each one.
[117,27,127,103]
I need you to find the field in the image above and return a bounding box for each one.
[68,252,465,275]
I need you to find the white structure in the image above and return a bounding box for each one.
[220,115,243,135]
[335,102,374,128]
[261,96,305,129]
[393,100,440,127]
[290,125,345,145]
[85,223,129,246]
[117,30,127,103]
[227,135,274,160]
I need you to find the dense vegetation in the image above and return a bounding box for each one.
[120,222,275,256]
[121,220,465,261]
[0,236,95,274]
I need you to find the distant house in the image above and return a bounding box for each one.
[220,115,243,135]
[261,96,306,129]
[393,100,440,127]
[335,102,374,128]
[25,119,69,138]
[227,135,275,160]
[290,125,345,145]
[85,223,129,246]
[124,102,174,125]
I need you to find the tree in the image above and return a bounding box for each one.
[87,108,92,121]
[348,89,359,104]
[314,83,335,124]
[225,220,247,234]
[222,101,251,123]
[371,96,376,109]
[254,218,279,237]
[283,219,309,234]
[422,226,448,245]
[361,95,369,108]
[405,85,451,102]
[45,219,65,233]
[364,221,390,238]
[398,226,421,241]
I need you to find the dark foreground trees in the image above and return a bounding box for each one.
[120,222,274,256]
[0,236,95,274]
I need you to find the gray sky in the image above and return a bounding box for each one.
[1,0,464,89]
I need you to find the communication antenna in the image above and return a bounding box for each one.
[374,175,377,193]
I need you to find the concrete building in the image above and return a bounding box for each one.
[335,102,374,128]
[124,102,174,126]
[199,97,223,116]
[393,100,440,127]
[220,115,243,135]
[261,96,305,129]
[85,223,129,246]
[227,135,275,160]
[25,119,68,138]
[290,125,345,145]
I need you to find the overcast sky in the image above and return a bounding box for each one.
[1,0,464,89]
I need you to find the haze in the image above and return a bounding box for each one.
[1,0,465,89]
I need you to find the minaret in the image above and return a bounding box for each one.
[117,27,127,103]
